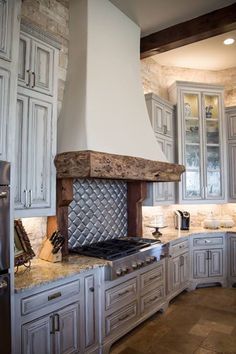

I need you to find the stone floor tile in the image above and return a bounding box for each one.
[189,323,211,337]
[194,347,219,354]
[201,330,236,352]
[200,320,234,335]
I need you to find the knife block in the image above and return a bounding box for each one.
[39,238,62,263]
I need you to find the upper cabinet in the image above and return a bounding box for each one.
[226,106,236,202]
[169,82,226,204]
[144,93,175,205]
[18,32,54,96]
[0,0,14,61]
[0,68,9,160]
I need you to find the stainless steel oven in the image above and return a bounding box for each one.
[0,161,11,354]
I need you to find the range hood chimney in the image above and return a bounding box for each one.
[56,0,184,182]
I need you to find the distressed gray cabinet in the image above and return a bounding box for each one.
[169,82,226,204]
[0,67,9,160]
[144,93,175,205]
[18,31,55,96]
[226,106,236,201]
[191,234,226,289]
[0,0,14,61]
[14,270,100,354]
[15,26,59,217]
[15,91,56,216]
[167,239,190,300]
[22,302,80,354]
[228,234,236,287]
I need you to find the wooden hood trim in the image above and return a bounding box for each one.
[54,150,185,182]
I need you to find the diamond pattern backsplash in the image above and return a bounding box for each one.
[68,179,127,248]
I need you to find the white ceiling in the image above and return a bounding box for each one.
[109,0,236,71]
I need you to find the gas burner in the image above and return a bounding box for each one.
[71,237,164,280]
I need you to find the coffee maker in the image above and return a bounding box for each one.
[174,210,190,230]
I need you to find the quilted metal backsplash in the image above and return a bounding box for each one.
[68,179,127,248]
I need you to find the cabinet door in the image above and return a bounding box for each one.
[18,33,31,87]
[208,249,223,278]
[193,250,208,278]
[164,106,173,138]
[180,252,189,285]
[228,143,236,200]
[84,274,96,349]
[0,0,12,60]
[14,94,29,209]
[230,237,236,277]
[27,98,53,209]
[55,303,80,354]
[0,67,9,160]
[154,137,166,202]
[227,110,236,140]
[22,315,52,354]
[165,140,175,201]
[31,39,54,96]
[153,101,165,135]
[170,256,181,291]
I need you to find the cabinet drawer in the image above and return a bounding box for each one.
[140,264,164,293]
[193,237,223,247]
[105,278,137,311]
[170,240,189,256]
[105,302,137,336]
[141,285,164,315]
[21,280,80,316]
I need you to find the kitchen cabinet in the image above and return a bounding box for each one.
[15,26,59,217]
[226,106,236,201]
[144,93,175,205]
[169,81,226,203]
[18,32,55,96]
[228,234,236,287]
[166,239,190,300]
[0,67,9,160]
[0,0,14,61]
[191,234,226,289]
[15,270,100,354]
[22,302,80,354]
[15,91,56,216]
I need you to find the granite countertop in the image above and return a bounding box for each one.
[143,226,236,244]
[15,227,236,293]
[14,255,108,293]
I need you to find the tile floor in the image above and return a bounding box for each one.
[110,287,236,354]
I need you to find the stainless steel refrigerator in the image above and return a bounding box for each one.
[0,161,11,354]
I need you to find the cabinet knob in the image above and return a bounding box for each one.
[89,287,94,292]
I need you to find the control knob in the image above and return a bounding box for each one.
[132,262,138,270]
[116,268,123,276]
[146,257,152,264]
[150,256,157,262]
[137,260,144,268]
[122,267,129,274]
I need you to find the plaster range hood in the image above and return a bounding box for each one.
[56,0,184,182]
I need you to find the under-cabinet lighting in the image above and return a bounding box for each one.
[223,38,235,45]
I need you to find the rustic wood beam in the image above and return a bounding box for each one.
[141,3,236,58]
[127,181,147,236]
[55,150,185,182]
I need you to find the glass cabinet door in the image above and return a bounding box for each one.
[183,93,203,199]
[203,94,222,199]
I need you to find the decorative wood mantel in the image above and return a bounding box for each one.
[54,150,185,182]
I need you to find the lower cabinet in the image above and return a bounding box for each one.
[168,252,189,297]
[191,235,226,288]
[228,235,236,286]
[15,270,99,354]
[22,303,80,354]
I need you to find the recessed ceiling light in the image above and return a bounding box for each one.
[223,38,235,45]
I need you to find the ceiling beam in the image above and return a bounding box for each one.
[140,3,236,59]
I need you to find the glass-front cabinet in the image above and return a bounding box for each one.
[169,82,226,203]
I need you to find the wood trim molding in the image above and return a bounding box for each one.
[127,182,147,236]
[55,150,185,182]
[141,3,236,58]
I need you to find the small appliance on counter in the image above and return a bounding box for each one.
[174,210,190,230]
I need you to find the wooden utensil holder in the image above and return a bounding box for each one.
[39,238,62,263]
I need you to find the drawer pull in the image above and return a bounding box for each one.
[149,274,160,281]
[118,313,130,322]
[48,292,62,301]
[147,296,159,304]
[118,289,130,297]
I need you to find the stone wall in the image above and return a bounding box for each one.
[20,0,69,255]
[141,57,236,107]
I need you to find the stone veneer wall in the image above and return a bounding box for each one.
[20,0,69,255]
[141,57,236,107]
[143,204,236,237]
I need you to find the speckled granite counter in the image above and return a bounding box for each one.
[143,226,236,244]
[15,255,108,293]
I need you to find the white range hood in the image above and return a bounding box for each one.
[58,0,167,163]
